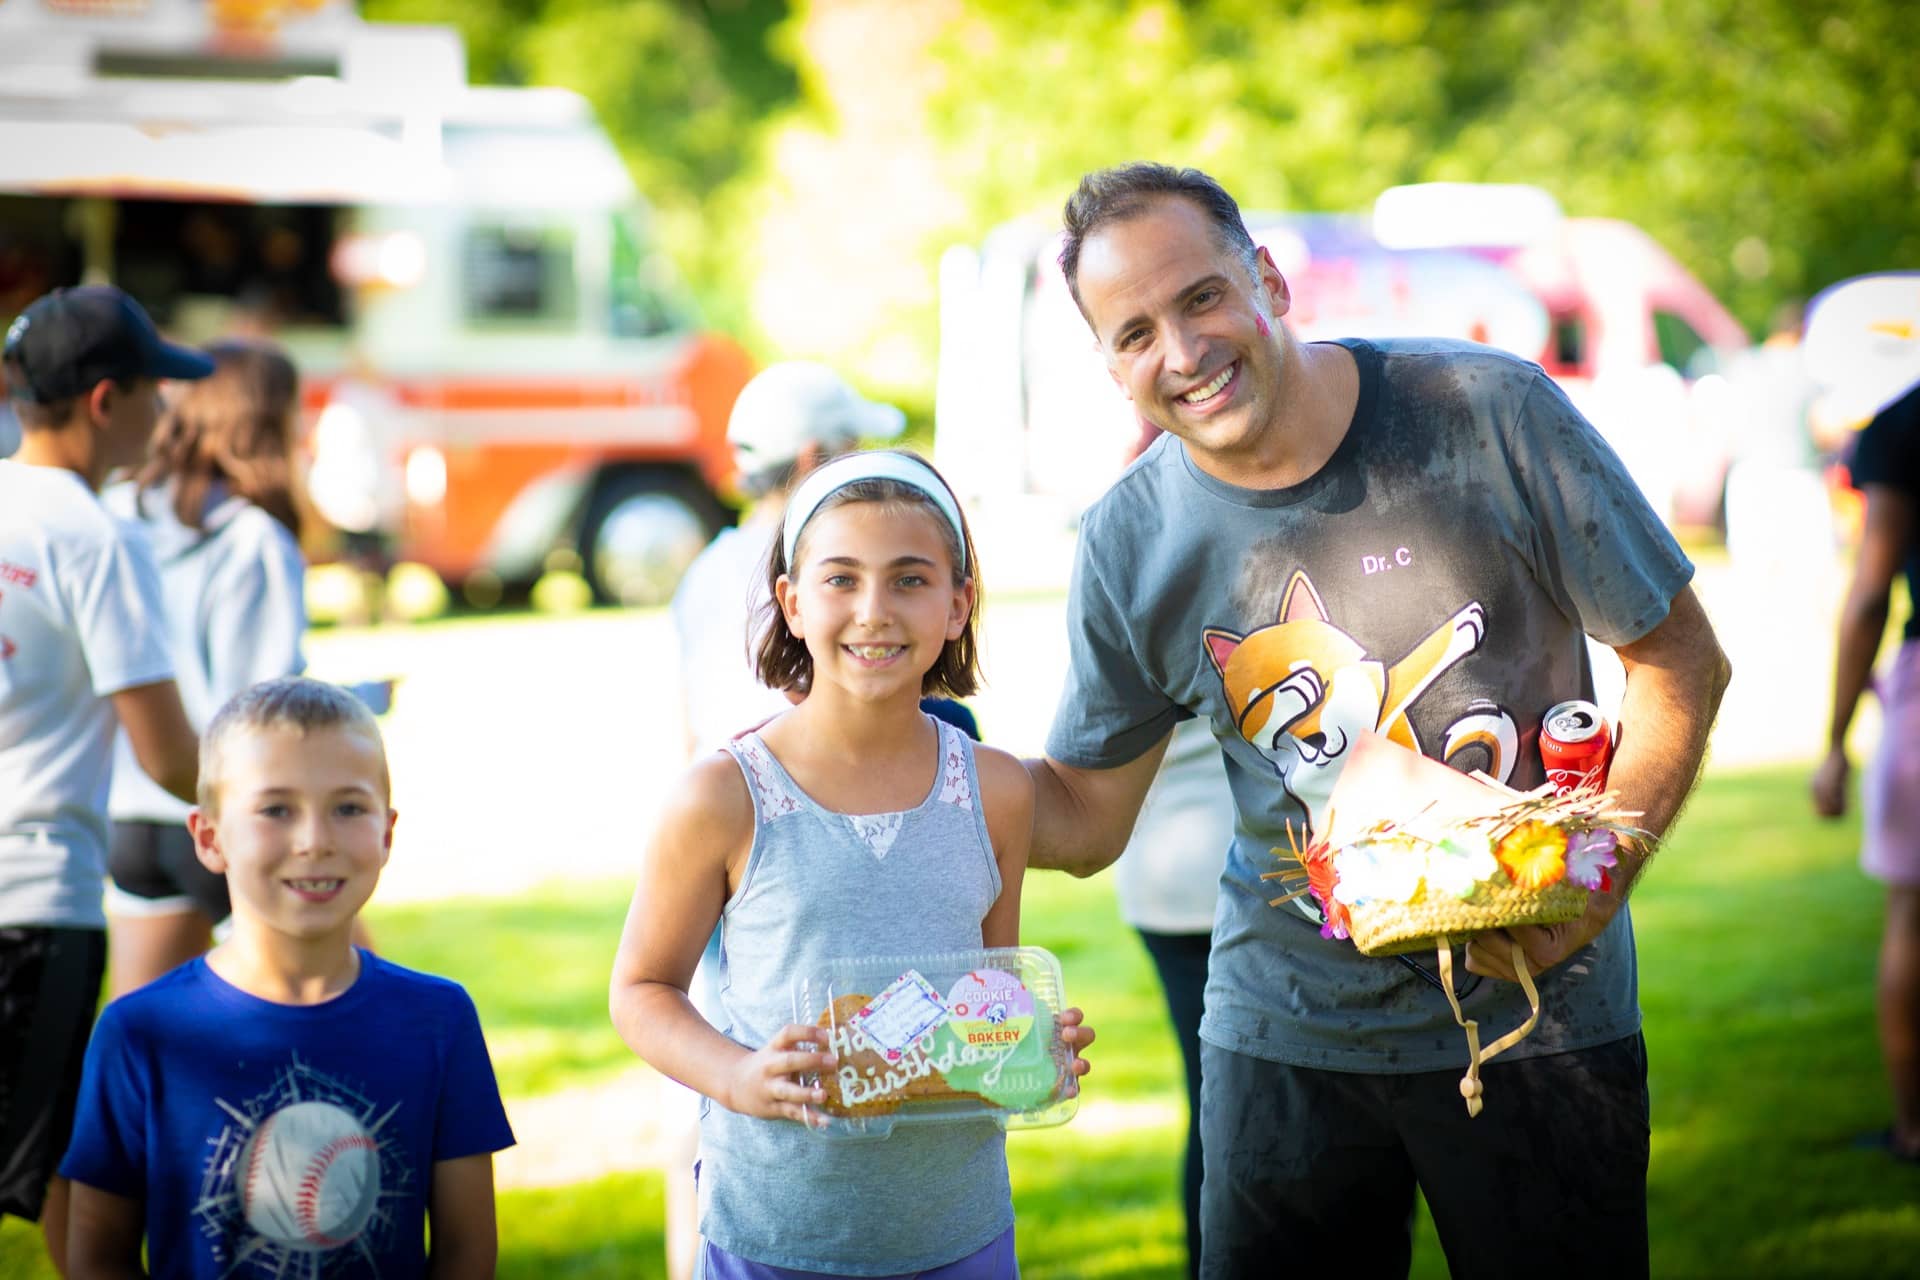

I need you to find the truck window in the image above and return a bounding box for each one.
[1550,312,1587,373]
[462,224,577,328]
[1653,309,1709,373]
[609,211,677,339]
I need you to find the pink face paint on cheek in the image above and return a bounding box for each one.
[1255,313,1271,338]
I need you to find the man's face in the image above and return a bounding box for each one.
[1075,197,1291,464]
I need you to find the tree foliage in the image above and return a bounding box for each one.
[359,0,1916,363]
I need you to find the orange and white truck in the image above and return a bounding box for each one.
[0,0,752,606]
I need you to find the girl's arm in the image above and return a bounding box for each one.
[976,746,1035,948]
[609,754,835,1121]
[424,1154,497,1278]
[63,1183,146,1279]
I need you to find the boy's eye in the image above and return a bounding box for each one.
[336,802,369,817]
[259,803,290,819]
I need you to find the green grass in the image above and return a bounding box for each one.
[8,765,1918,1277]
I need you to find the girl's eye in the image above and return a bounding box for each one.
[336,802,368,818]
[896,574,928,589]
[825,573,855,589]
[259,804,290,819]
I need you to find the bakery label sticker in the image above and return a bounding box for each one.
[945,970,1035,1055]
[851,971,949,1061]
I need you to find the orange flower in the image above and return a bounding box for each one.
[1302,843,1351,940]
[1494,821,1568,890]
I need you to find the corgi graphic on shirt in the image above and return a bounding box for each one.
[1203,568,1518,840]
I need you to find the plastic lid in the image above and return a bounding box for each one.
[791,945,1078,1139]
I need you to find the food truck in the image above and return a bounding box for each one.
[0,0,753,606]
[937,184,1750,530]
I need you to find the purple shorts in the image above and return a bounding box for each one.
[1864,639,1920,889]
[698,1224,1018,1280]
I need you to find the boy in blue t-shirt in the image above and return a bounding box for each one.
[60,677,515,1276]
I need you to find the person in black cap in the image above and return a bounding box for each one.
[0,286,209,1269]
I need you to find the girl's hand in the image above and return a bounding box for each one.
[724,1024,837,1123]
[1059,1006,1096,1098]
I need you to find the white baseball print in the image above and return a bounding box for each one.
[237,1101,383,1250]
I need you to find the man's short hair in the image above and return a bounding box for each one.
[4,286,212,405]
[1059,163,1261,310]
[199,677,388,812]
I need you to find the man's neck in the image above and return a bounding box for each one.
[205,925,363,1006]
[12,424,102,489]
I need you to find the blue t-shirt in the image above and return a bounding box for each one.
[1048,339,1694,1072]
[61,952,515,1278]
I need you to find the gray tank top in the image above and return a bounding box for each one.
[701,716,1012,1274]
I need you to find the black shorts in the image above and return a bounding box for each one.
[108,819,231,921]
[0,926,108,1222]
[1199,1034,1651,1279]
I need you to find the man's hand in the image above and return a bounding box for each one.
[1468,892,1621,982]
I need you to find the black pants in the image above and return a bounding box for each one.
[1198,1034,1650,1279]
[1137,929,1209,1279]
[0,927,107,1221]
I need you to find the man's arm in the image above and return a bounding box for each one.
[64,1183,146,1279]
[1470,584,1731,980]
[1812,485,1913,816]
[1024,728,1173,877]
[425,1154,498,1278]
[109,680,197,804]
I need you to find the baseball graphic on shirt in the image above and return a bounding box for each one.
[236,1101,382,1250]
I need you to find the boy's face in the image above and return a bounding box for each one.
[189,723,396,945]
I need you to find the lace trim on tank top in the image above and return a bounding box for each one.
[734,719,976,858]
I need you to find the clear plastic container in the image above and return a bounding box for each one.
[791,945,1079,1139]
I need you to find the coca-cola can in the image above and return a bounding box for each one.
[1540,699,1612,795]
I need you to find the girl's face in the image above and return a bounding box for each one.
[776,500,973,704]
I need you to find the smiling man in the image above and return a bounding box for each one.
[1023,164,1732,1278]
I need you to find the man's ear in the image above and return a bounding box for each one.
[1255,246,1292,322]
[187,808,226,874]
[84,378,117,430]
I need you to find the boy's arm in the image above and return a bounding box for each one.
[977,746,1033,948]
[110,679,197,804]
[64,1183,146,1279]
[425,1154,497,1279]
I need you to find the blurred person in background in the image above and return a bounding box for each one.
[102,339,321,997]
[1113,717,1232,1279]
[0,285,205,1269]
[1812,378,1920,1165]
[1724,301,1830,575]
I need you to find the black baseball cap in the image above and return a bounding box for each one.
[3,286,215,404]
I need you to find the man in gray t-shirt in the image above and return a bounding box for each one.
[1026,165,1731,1278]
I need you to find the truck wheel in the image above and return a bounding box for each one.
[579,471,727,608]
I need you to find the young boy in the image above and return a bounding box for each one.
[2,285,206,1268]
[60,677,514,1277]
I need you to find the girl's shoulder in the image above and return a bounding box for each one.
[663,746,758,841]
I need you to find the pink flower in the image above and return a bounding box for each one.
[1565,830,1619,891]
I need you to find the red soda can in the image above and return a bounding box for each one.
[1540,699,1612,795]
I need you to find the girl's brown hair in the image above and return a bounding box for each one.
[753,451,982,698]
[134,339,301,536]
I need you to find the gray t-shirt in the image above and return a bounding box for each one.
[1047,338,1694,1072]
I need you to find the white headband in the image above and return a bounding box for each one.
[782,452,968,572]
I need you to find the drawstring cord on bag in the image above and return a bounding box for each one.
[1435,936,1541,1118]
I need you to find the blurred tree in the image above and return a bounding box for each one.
[926,0,1920,335]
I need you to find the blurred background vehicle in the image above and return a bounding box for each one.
[936,183,1751,535]
[0,0,752,609]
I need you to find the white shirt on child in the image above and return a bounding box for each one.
[0,461,172,928]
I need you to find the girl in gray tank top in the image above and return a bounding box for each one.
[610,451,1092,1278]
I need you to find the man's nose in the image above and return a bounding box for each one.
[1163,320,1204,377]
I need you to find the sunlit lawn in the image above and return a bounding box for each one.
[7,766,1918,1277]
